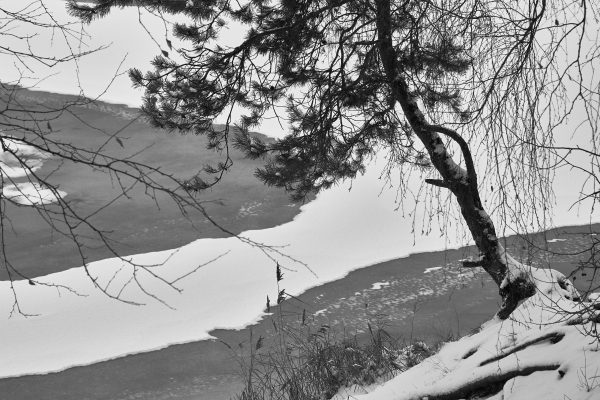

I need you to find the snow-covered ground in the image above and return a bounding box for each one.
[338,260,600,400]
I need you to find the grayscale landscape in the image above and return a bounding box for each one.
[2,1,600,400]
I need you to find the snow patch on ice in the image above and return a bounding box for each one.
[0,138,49,179]
[371,281,390,290]
[3,182,66,205]
[547,238,567,243]
[423,266,443,274]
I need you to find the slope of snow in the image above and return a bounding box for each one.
[343,262,600,400]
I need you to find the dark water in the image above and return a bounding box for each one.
[1,91,304,281]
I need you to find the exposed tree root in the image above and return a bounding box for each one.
[418,363,561,400]
[404,322,573,400]
[461,347,478,360]
[479,331,565,367]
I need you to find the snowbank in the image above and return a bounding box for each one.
[345,263,600,400]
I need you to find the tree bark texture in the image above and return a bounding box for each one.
[374,0,536,319]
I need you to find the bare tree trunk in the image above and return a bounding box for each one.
[375,0,536,319]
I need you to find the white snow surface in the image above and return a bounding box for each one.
[341,260,600,400]
[0,138,48,179]
[3,182,66,205]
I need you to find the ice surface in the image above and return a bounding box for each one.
[0,158,459,377]
[1,150,599,377]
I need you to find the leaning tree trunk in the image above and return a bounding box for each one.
[375,0,537,319]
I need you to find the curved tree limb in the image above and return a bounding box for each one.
[374,0,535,317]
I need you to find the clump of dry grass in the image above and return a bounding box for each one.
[233,324,407,400]
[230,263,440,400]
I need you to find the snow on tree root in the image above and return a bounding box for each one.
[347,264,600,400]
[350,320,600,399]
[495,247,581,320]
[500,249,580,304]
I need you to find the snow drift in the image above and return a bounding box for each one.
[341,255,600,400]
